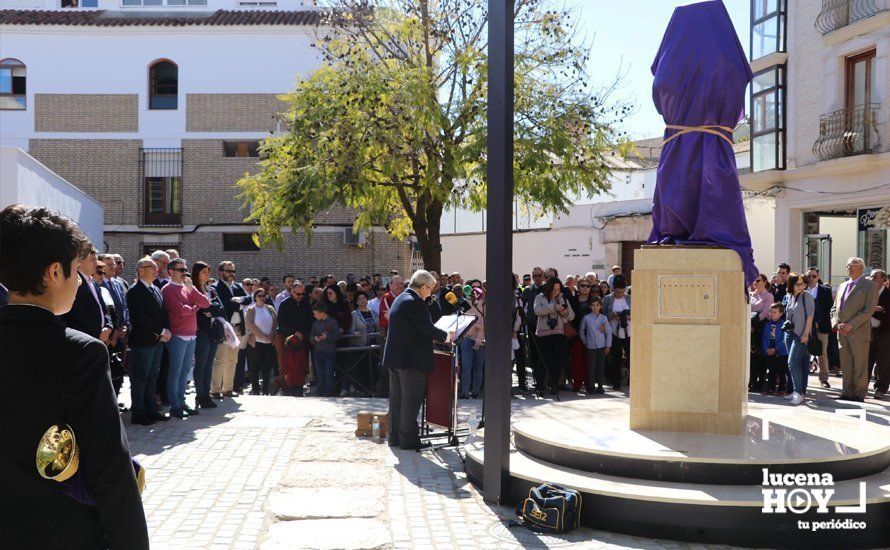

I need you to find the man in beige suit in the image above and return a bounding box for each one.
[830,257,877,401]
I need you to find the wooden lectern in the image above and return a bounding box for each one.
[629,247,749,435]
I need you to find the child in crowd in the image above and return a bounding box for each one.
[762,303,789,396]
[310,303,342,397]
[578,296,611,395]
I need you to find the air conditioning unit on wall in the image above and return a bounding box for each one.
[343,228,366,246]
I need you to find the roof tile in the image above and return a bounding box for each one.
[0,9,324,27]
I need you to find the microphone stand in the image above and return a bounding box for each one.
[425,293,471,452]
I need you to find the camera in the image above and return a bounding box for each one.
[618,310,629,330]
[547,317,558,330]
[780,320,794,333]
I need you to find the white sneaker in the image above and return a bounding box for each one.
[790,392,803,405]
[784,392,795,400]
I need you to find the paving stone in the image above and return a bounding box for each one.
[261,518,391,550]
[278,461,386,488]
[269,486,386,519]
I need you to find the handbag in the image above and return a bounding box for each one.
[209,318,225,344]
[516,483,582,533]
[803,298,822,356]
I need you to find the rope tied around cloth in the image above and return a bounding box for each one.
[663,125,734,146]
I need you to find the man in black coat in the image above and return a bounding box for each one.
[806,267,835,387]
[0,204,148,549]
[383,270,452,450]
[126,257,172,425]
[62,248,113,341]
[212,260,247,397]
[520,267,545,392]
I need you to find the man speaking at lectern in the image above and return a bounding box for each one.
[383,270,453,450]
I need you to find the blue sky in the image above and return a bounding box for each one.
[575,0,750,139]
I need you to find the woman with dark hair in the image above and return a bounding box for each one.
[533,277,575,396]
[323,284,353,396]
[192,261,226,409]
[349,291,379,396]
[599,280,611,296]
[784,272,815,406]
[749,273,772,392]
[245,288,278,395]
[589,284,604,300]
[569,278,594,392]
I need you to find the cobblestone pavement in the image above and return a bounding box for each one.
[122,371,890,550]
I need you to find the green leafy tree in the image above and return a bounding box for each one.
[239,0,630,271]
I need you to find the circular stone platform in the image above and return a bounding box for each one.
[511,398,890,484]
[464,397,890,548]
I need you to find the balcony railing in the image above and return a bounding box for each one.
[812,104,882,161]
[815,0,888,34]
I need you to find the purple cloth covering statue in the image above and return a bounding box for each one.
[649,0,758,285]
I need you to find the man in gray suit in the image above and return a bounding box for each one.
[830,257,877,402]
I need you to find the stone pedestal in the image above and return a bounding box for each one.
[629,246,749,435]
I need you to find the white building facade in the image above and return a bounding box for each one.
[0,1,412,279]
[744,0,890,287]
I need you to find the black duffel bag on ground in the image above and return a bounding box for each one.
[516,483,582,533]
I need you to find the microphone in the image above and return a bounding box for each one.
[444,290,472,313]
[462,284,473,298]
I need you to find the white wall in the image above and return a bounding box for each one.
[0,146,104,245]
[0,25,324,143]
[744,195,776,277]
[441,227,604,280]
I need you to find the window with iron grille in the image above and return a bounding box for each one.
[141,148,183,226]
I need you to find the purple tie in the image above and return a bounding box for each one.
[840,280,856,310]
[86,279,104,328]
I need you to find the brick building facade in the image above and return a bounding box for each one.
[1,7,413,282]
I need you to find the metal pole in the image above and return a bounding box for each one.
[483,0,513,504]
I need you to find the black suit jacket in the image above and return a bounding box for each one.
[62,272,112,339]
[812,284,833,333]
[0,305,148,550]
[126,281,169,348]
[277,296,314,337]
[382,289,448,373]
[214,280,246,321]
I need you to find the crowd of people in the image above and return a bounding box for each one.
[749,260,888,405]
[1,210,887,430]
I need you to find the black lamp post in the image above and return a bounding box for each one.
[482,0,513,504]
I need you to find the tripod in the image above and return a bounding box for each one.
[530,331,562,401]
